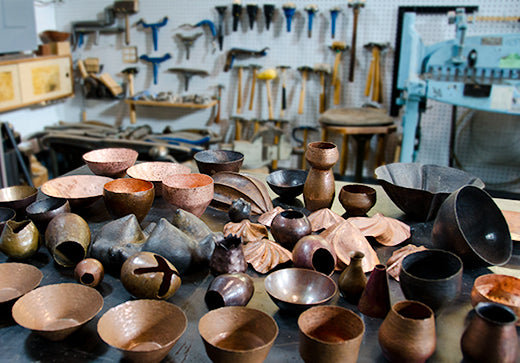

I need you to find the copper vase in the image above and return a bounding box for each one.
[292,235,336,276]
[45,213,91,267]
[271,210,312,250]
[303,142,339,212]
[357,264,390,318]
[338,251,367,305]
[378,300,436,363]
[461,302,518,363]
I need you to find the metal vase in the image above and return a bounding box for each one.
[45,213,91,267]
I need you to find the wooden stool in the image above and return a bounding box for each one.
[319,108,396,182]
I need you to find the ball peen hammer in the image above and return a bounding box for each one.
[297,66,313,114]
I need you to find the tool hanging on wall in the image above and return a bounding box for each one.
[177,21,217,52]
[139,53,171,84]
[257,69,277,120]
[277,66,290,117]
[297,66,313,114]
[137,17,168,51]
[314,63,332,113]
[234,65,247,114]
[348,0,364,82]
[364,43,388,103]
[167,68,209,92]
[224,47,268,72]
[304,5,318,38]
[176,33,203,60]
[330,41,348,105]
[232,1,243,32]
[72,6,124,48]
[215,6,227,51]
[247,4,259,30]
[329,7,341,39]
[282,3,296,32]
[213,84,224,124]
[113,0,139,45]
[248,64,262,111]
[121,67,139,123]
[264,4,275,30]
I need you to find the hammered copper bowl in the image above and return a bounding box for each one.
[83,147,138,178]
[431,185,512,267]
[375,163,485,221]
[471,274,520,326]
[198,306,278,363]
[0,263,42,306]
[162,173,214,217]
[399,249,463,314]
[103,178,155,222]
[338,184,377,216]
[126,161,191,196]
[264,268,337,313]
[98,300,187,363]
[41,175,113,209]
[194,150,244,175]
[266,169,308,200]
[0,185,38,220]
[26,197,70,233]
[12,283,103,341]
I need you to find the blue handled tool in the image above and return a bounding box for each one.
[282,3,296,32]
[330,7,341,39]
[304,5,318,38]
[140,54,171,85]
[137,17,168,51]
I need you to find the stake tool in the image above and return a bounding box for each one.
[137,17,168,51]
[247,4,259,30]
[263,4,275,30]
[139,53,171,84]
[167,68,209,92]
[304,5,319,38]
[329,7,341,39]
[215,6,227,51]
[297,66,313,114]
[348,0,365,82]
[176,33,203,60]
[232,1,243,32]
[282,3,296,32]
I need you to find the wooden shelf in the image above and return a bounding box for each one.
[125,99,217,109]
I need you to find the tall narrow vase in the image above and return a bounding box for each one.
[357,264,391,318]
[461,302,518,363]
[338,251,367,305]
[303,142,339,212]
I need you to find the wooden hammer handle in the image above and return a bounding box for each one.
[298,71,307,114]
[237,68,243,114]
[319,73,325,113]
[372,48,381,102]
[125,15,130,45]
[333,73,341,105]
[249,69,257,111]
[266,80,274,119]
[364,49,376,97]
[348,7,359,82]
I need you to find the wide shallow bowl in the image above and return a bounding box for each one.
[12,283,103,341]
[432,185,512,267]
[98,300,187,363]
[194,150,244,175]
[0,207,16,234]
[375,163,485,221]
[0,185,38,219]
[298,306,365,363]
[338,184,377,216]
[41,175,113,209]
[26,197,70,233]
[83,148,138,178]
[199,306,278,363]
[471,274,520,326]
[103,178,155,222]
[266,169,307,200]
[162,173,214,217]
[399,249,463,314]
[0,263,42,305]
[264,268,337,313]
[126,161,191,196]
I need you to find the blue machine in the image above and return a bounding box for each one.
[396,9,520,162]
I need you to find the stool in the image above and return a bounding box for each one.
[319,108,396,182]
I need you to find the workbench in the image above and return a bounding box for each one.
[0,165,519,362]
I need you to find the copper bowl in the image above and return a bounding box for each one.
[194,150,244,175]
[375,163,485,221]
[266,169,307,200]
[83,148,138,178]
[264,268,338,313]
[0,263,42,305]
[338,184,377,216]
[98,300,187,363]
[126,161,191,196]
[471,274,520,326]
[39,30,70,43]
[0,185,38,219]
[41,175,113,209]
[12,283,103,341]
[103,178,155,222]
[162,173,214,217]
[199,306,278,363]
[0,207,16,234]
[26,197,70,233]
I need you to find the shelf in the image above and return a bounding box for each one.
[125,99,217,109]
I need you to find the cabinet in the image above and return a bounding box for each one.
[0,55,73,112]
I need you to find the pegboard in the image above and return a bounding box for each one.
[47,0,520,187]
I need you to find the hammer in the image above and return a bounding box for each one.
[113,0,139,45]
[248,64,261,111]
[176,33,203,60]
[297,66,313,114]
[235,65,247,114]
[137,16,168,51]
[121,67,139,123]
[277,65,290,117]
[348,1,365,82]
[214,84,225,124]
[167,68,209,91]
[257,69,277,119]
[140,53,171,84]
[330,41,348,105]
[313,63,332,113]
